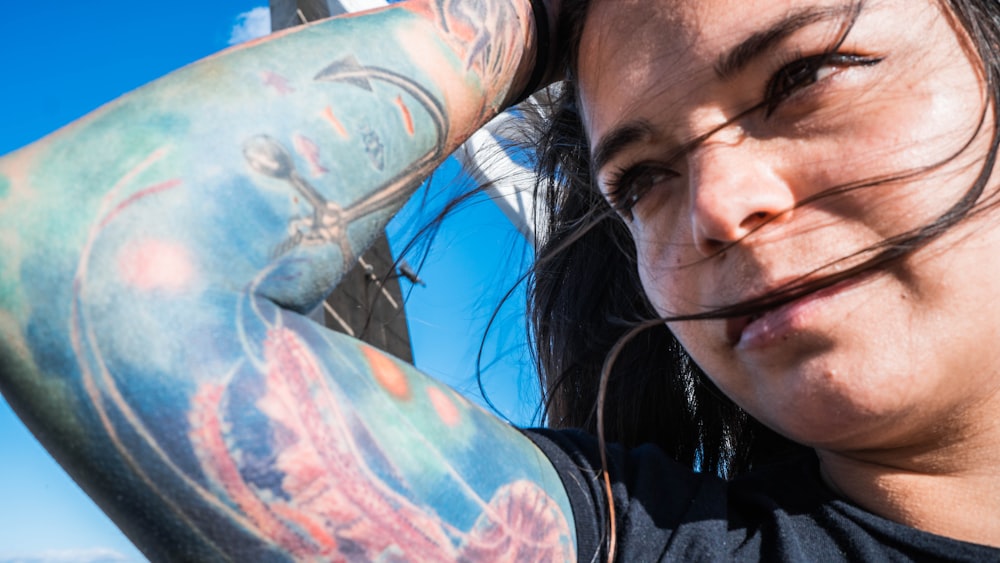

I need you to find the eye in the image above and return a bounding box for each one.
[764,52,882,116]
[603,163,677,220]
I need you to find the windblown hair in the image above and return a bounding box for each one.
[528,0,1000,478]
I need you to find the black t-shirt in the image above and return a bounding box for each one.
[524,428,1000,562]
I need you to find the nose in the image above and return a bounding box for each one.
[688,143,795,256]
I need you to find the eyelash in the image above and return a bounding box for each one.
[604,163,677,219]
[763,51,883,116]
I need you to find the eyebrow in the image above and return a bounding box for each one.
[592,119,655,174]
[591,3,858,173]
[715,4,855,79]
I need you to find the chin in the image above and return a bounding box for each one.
[737,355,921,451]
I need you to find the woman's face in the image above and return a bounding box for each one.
[577,0,1000,450]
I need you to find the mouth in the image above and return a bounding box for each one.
[724,271,876,348]
[725,313,758,346]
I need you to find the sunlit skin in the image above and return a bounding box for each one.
[579,0,1000,546]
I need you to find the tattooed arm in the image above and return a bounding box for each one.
[0,0,575,560]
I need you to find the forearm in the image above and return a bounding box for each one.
[2,0,538,293]
[0,0,574,558]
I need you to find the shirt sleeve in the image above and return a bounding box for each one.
[522,428,725,562]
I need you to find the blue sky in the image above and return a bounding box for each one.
[0,2,538,560]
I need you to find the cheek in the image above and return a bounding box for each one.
[827,52,987,207]
[631,218,698,317]
[636,253,667,316]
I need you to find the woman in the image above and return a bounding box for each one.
[0,0,996,561]
[531,0,1000,558]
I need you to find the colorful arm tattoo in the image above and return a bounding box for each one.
[0,0,575,559]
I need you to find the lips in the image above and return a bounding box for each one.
[726,304,789,347]
[722,279,804,346]
[725,314,755,346]
[723,271,876,349]
[725,301,793,348]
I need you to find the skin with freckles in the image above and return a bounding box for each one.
[579,0,1000,547]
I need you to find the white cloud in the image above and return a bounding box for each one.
[0,547,133,563]
[229,6,272,45]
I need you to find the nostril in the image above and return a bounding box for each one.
[740,211,771,231]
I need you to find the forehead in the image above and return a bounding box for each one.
[576,0,880,144]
